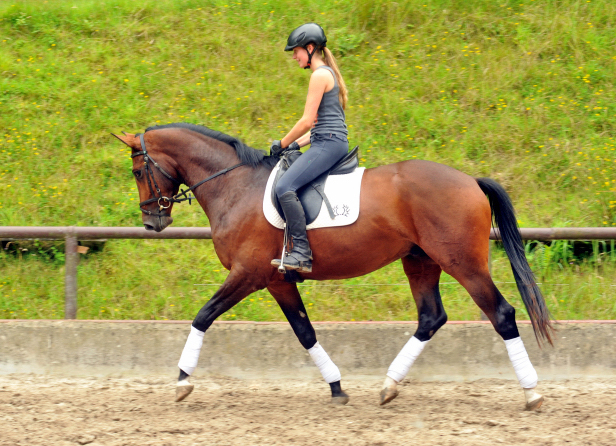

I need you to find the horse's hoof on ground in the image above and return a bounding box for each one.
[379,387,399,406]
[331,394,350,405]
[525,395,544,411]
[175,380,194,402]
[524,388,544,411]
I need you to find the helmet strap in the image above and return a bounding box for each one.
[303,45,318,70]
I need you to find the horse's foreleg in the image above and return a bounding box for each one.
[267,281,349,405]
[176,269,257,402]
[455,270,543,410]
[381,253,446,406]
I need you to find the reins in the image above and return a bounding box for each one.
[131,133,246,217]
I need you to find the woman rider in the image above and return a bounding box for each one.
[270,23,350,274]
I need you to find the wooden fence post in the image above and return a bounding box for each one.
[64,228,78,319]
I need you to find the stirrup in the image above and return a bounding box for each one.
[274,224,291,273]
[273,219,312,273]
[271,254,312,273]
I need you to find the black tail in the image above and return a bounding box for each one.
[476,178,554,346]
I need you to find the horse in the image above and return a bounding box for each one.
[112,122,553,411]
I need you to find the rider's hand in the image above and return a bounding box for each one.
[287,141,300,152]
[270,140,283,156]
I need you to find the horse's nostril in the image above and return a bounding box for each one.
[144,224,155,231]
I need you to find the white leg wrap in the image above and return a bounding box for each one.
[387,336,429,383]
[308,341,341,384]
[504,337,538,389]
[178,326,205,376]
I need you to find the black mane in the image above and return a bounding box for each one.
[145,122,278,169]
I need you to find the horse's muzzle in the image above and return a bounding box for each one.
[143,215,173,232]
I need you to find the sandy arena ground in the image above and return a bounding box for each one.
[1,375,615,445]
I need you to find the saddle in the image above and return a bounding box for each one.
[271,146,359,224]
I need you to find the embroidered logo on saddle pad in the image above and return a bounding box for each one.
[263,160,365,230]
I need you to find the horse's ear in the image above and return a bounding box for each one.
[111,132,140,149]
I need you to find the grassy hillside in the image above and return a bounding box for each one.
[1,0,616,321]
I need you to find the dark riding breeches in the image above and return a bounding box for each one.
[274,133,349,198]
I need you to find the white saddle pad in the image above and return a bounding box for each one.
[263,160,365,230]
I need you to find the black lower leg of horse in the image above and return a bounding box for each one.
[457,271,519,340]
[380,253,447,406]
[453,269,544,407]
[496,298,519,340]
[476,281,519,340]
[402,252,447,341]
[177,271,259,381]
[268,281,348,401]
[269,284,317,350]
[328,381,346,398]
[179,369,189,381]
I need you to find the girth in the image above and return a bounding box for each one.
[271,146,359,225]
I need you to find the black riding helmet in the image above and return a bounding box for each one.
[285,23,327,69]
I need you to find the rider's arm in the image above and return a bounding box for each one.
[295,131,311,148]
[280,69,329,148]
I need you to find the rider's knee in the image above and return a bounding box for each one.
[274,181,291,199]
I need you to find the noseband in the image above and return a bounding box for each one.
[131,133,246,217]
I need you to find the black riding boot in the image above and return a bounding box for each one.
[271,191,313,273]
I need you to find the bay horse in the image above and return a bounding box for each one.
[113,123,552,410]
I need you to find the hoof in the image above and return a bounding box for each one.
[525,395,544,411]
[175,380,194,403]
[380,387,399,406]
[380,376,399,406]
[331,394,350,405]
[524,388,544,411]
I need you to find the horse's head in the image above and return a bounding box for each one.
[112,131,181,232]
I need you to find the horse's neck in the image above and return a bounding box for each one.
[177,143,266,229]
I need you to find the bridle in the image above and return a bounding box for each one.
[131,133,246,217]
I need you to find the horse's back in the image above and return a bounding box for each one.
[363,159,486,206]
[360,159,492,243]
[366,159,479,189]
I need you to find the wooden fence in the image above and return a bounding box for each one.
[2,226,616,319]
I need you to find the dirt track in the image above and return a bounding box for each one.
[1,375,615,445]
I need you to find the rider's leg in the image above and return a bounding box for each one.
[272,133,348,272]
[275,191,313,272]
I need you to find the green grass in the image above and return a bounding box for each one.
[1,0,616,321]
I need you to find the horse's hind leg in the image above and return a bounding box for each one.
[267,281,349,405]
[381,250,447,405]
[450,266,544,410]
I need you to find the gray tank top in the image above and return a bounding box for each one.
[311,66,348,137]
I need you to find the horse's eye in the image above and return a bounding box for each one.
[133,170,142,179]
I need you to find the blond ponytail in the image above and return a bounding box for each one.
[322,47,348,110]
